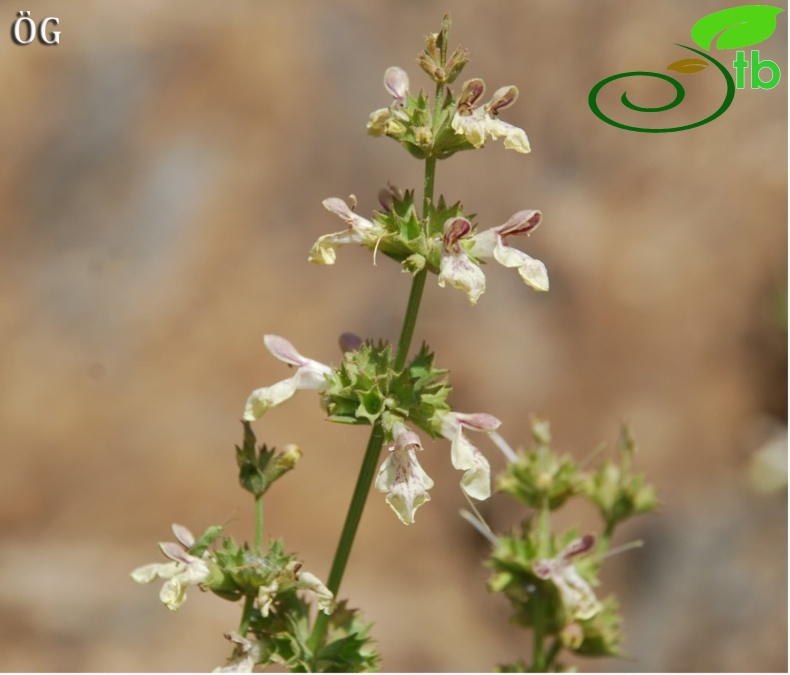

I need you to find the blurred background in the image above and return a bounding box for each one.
[0,0,786,671]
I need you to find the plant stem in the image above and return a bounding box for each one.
[237,594,255,637]
[307,422,385,654]
[532,498,552,671]
[254,493,264,555]
[532,603,546,672]
[544,638,562,670]
[308,91,440,661]
[394,270,427,371]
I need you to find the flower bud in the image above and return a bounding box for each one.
[339,332,364,353]
[413,126,433,147]
[560,622,585,649]
[367,108,391,136]
[418,52,442,81]
[402,253,426,275]
[445,46,470,83]
[531,417,552,445]
[384,118,407,137]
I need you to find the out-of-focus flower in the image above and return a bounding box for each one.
[439,210,548,304]
[243,335,332,421]
[533,535,601,621]
[213,633,262,673]
[451,79,530,153]
[130,524,212,611]
[375,422,434,525]
[437,411,501,500]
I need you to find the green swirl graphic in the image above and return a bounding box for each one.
[588,44,736,133]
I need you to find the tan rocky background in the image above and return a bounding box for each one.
[0,0,786,672]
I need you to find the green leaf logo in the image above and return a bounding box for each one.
[667,58,709,74]
[691,5,784,50]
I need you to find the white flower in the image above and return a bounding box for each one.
[383,66,409,106]
[438,411,501,501]
[366,67,410,137]
[130,524,211,611]
[533,535,602,621]
[375,422,434,525]
[213,633,262,673]
[254,561,335,617]
[438,217,486,304]
[451,80,531,153]
[439,210,548,305]
[243,335,332,421]
[309,198,387,265]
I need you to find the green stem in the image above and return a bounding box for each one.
[254,493,264,555]
[237,594,255,638]
[308,90,440,662]
[394,270,427,371]
[537,498,552,558]
[532,498,551,671]
[308,422,385,655]
[532,604,546,672]
[544,638,562,670]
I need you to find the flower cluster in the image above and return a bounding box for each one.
[310,191,548,305]
[243,335,500,524]
[483,419,657,667]
[308,25,546,306]
[131,524,334,616]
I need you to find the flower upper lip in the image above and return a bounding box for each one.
[243,335,332,421]
[439,211,548,304]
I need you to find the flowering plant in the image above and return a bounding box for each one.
[131,15,656,672]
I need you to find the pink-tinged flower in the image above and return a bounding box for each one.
[439,210,548,305]
[367,67,411,137]
[451,80,530,153]
[243,335,332,421]
[438,411,501,500]
[375,423,434,525]
[309,198,386,265]
[213,633,262,673]
[383,66,409,106]
[438,217,487,304]
[130,524,213,611]
[533,535,602,621]
[254,561,335,617]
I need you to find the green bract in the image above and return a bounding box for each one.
[581,425,659,529]
[372,190,468,273]
[497,419,583,510]
[236,421,302,498]
[323,341,451,438]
